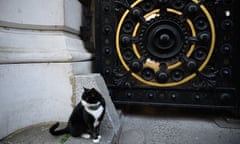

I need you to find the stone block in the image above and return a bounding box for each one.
[0,0,82,33]
[0,28,92,63]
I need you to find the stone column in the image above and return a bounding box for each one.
[0,0,92,139]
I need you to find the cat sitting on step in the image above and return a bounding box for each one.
[49,87,106,143]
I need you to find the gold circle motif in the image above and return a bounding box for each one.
[115,0,216,87]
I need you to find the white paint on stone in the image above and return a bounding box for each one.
[0,63,73,138]
[0,0,82,33]
[0,28,92,63]
[64,0,82,32]
[0,62,92,139]
[0,0,93,139]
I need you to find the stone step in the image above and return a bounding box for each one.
[0,122,117,144]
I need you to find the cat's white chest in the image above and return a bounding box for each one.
[81,100,104,127]
[83,104,104,127]
[85,105,104,120]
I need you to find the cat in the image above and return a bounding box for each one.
[49,87,106,143]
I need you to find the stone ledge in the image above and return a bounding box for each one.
[0,28,92,63]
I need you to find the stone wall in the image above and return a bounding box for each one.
[0,0,93,139]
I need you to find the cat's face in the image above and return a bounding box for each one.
[82,88,102,104]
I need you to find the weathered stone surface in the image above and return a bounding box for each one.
[0,0,92,139]
[0,0,82,33]
[119,106,240,144]
[0,122,66,144]
[119,129,145,144]
[1,105,240,144]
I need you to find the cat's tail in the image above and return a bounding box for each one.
[49,122,69,136]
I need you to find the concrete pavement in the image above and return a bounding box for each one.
[1,105,240,144]
[118,105,240,144]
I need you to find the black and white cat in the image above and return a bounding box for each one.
[49,87,106,143]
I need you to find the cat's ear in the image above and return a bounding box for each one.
[83,87,88,91]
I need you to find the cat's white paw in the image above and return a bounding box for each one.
[81,133,91,139]
[92,135,101,143]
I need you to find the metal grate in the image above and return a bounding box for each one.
[93,0,240,115]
